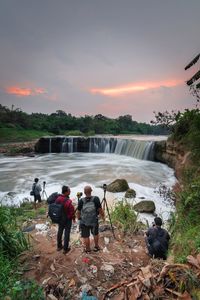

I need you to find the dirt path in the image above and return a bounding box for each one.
[21,218,150,299]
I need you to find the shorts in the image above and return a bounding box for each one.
[80,223,99,238]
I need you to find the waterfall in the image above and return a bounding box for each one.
[61,137,68,152]
[43,136,156,161]
[114,139,154,160]
[68,137,73,153]
[49,138,52,153]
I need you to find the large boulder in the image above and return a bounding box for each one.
[133,200,156,213]
[125,188,136,198]
[106,179,129,193]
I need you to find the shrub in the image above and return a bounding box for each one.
[0,207,29,258]
[111,200,139,233]
[8,280,44,300]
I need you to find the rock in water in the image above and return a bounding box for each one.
[125,188,136,198]
[106,179,129,193]
[133,200,156,213]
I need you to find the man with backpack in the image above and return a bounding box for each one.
[31,178,42,203]
[145,217,170,260]
[77,185,104,253]
[55,185,75,254]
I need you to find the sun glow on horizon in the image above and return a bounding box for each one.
[90,79,183,96]
[5,86,47,97]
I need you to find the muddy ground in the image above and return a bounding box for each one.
[20,215,150,300]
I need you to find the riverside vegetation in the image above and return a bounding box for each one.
[0,204,45,299]
[0,104,167,143]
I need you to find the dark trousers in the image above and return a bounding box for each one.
[57,220,72,251]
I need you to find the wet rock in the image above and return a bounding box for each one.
[22,224,36,232]
[133,200,156,213]
[106,179,129,193]
[125,188,136,198]
[7,192,17,197]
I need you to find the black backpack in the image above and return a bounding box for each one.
[152,228,168,257]
[47,192,60,204]
[48,198,69,224]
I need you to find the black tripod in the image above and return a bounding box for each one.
[41,181,48,200]
[101,184,116,239]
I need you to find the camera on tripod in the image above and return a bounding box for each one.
[43,181,46,188]
[103,184,107,191]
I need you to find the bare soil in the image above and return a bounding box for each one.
[20,216,150,299]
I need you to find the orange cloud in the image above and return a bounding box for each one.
[90,79,183,97]
[5,86,47,97]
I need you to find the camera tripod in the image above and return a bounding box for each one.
[41,181,48,200]
[101,184,116,239]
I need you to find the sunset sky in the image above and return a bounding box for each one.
[0,0,200,122]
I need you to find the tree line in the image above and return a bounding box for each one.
[0,104,168,135]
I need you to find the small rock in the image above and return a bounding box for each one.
[125,188,136,198]
[133,200,156,213]
[22,224,35,232]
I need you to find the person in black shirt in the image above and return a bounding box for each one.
[145,217,170,260]
[77,185,104,253]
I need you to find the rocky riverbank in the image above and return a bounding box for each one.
[154,139,192,180]
[0,140,37,156]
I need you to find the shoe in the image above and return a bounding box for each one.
[57,246,63,251]
[93,246,101,252]
[63,247,71,254]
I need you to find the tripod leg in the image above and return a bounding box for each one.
[104,199,116,239]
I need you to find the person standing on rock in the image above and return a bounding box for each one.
[32,178,42,204]
[56,185,75,254]
[77,185,104,253]
[145,217,170,260]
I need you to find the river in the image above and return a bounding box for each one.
[0,135,176,224]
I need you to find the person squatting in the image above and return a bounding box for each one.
[145,217,170,260]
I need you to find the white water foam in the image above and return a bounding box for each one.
[0,153,176,223]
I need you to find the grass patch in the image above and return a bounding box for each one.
[0,205,46,299]
[111,200,141,233]
[171,171,200,262]
[0,127,54,143]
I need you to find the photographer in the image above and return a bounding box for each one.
[77,185,104,253]
[145,217,170,260]
[56,185,75,254]
[31,178,42,203]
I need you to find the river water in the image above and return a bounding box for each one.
[0,135,176,223]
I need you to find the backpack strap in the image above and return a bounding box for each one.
[32,183,36,191]
[83,196,95,204]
